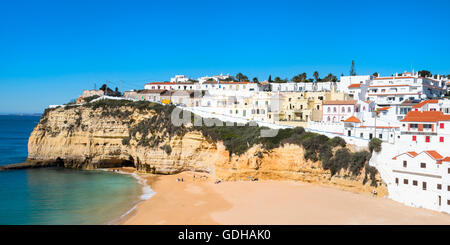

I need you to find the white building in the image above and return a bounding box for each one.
[367,71,446,106]
[170,75,190,83]
[399,110,450,146]
[322,100,359,122]
[270,82,336,92]
[338,75,372,94]
[389,150,450,213]
[144,82,200,91]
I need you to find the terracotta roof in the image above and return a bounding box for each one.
[376,106,391,111]
[348,84,362,88]
[424,150,443,160]
[400,111,450,122]
[323,100,357,105]
[146,82,195,85]
[393,150,446,162]
[203,81,251,85]
[369,84,410,87]
[412,99,439,109]
[343,116,361,123]
[392,151,418,160]
[359,126,399,129]
[367,93,419,96]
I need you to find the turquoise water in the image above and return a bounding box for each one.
[0,115,143,225]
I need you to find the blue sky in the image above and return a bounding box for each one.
[1,0,449,113]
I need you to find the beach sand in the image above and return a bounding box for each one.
[119,171,450,225]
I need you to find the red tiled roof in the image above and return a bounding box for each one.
[376,106,391,111]
[323,100,357,105]
[369,84,410,87]
[348,83,362,88]
[424,150,443,160]
[400,111,450,122]
[412,99,439,109]
[442,157,450,162]
[359,126,399,129]
[343,116,361,123]
[367,93,419,96]
[392,151,418,160]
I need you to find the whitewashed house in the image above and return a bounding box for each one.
[389,150,450,214]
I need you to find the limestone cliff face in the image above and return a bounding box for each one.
[28,104,387,196]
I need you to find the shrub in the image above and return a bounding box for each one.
[349,151,371,176]
[328,136,346,148]
[83,95,100,103]
[364,164,378,187]
[304,149,318,162]
[369,138,382,153]
[333,148,351,171]
[293,127,305,135]
[161,144,172,155]
[122,137,130,145]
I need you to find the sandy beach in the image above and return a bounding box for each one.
[119,170,450,225]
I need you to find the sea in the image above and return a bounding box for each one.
[0,115,144,225]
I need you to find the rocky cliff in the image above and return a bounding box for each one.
[27,100,387,196]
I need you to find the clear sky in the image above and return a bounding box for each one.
[1,0,449,113]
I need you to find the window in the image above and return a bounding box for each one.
[424,124,432,129]
[448,168,450,174]
[403,179,408,185]
[412,135,416,141]
[425,136,430,143]
[423,182,427,190]
[448,185,450,191]
[440,137,444,143]
[413,180,418,186]
[328,107,331,112]
[379,134,382,139]
[440,123,445,129]
[437,184,442,190]
[395,178,399,184]
[342,107,345,112]
[360,133,363,138]
[403,161,407,168]
[421,163,426,168]
[448,200,450,205]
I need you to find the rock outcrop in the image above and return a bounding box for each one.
[27,101,387,196]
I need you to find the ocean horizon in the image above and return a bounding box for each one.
[0,115,143,225]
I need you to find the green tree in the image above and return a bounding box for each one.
[373,72,379,77]
[236,72,249,82]
[313,71,319,82]
[273,77,286,83]
[350,60,356,76]
[418,70,432,78]
[292,73,307,83]
[323,73,337,82]
[268,75,272,82]
[252,77,259,83]
[369,138,382,153]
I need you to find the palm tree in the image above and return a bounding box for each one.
[313,71,319,82]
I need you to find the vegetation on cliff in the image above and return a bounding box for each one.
[39,99,379,186]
